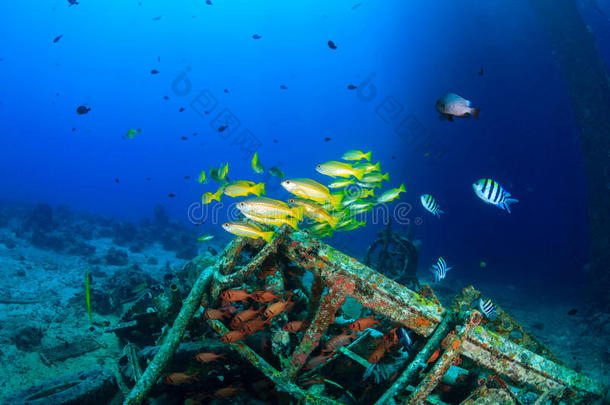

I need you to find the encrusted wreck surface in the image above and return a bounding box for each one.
[124,227,607,404]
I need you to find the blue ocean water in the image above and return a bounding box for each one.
[0,1,608,403]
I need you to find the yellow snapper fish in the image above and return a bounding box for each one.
[343,187,375,199]
[354,161,380,174]
[242,211,298,230]
[355,181,377,189]
[435,93,480,121]
[288,198,339,228]
[376,184,406,204]
[197,234,214,242]
[222,221,274,243]
[223,180,265,197]
[202,186,225,205]
[346,201,373,215]
[198,170,208,184]
[281,178,343,208]
[251,152,265,174]
[328,179,355,189]
[341,150,371,162]
[315,161,365,181]
[218,163,229,181]
[237,197,303,220]
[337,218,366,231]
[362,172,389,184]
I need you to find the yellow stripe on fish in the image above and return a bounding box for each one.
[315,161,366,181]
[222,221,274,243]
[341,150,371,161]
[288,198,340,229]
[223,180,265,197]
[281,178,343,208]
[242,212,298,230]
[237,197,303,221]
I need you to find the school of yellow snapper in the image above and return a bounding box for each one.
[199,150,406,241]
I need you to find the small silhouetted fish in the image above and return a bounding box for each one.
[146,177,152,181]
[157,56,160,62]
[391,155,396,159]
[179,107,185,112]
[163,96,169,100]
[67,0,78,6]
[224,89,229,93]
[53,35,63,43]
[324,137,331,142]
[181,136,188,140]
[150,69,160,74]
[168,193,176,198]
[273,139,279,143]
[252,34,261,39]
[280,84,288,90]
[76,105,90,115]
[115,178,120,183]
[347,84,357,90]
[328,40,337,50]
[218,125,228,132]
[152,16,162,21]
[206,0,212,4]
[192,132,198,136]
[184,175,190,179]
[478,68,484,76]
[567,308,578,316]
[352,3,361,9]
[71,128,76,132]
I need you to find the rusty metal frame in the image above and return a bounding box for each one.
[124,227,606,404]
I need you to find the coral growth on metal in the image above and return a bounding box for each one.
[140,226,606,404]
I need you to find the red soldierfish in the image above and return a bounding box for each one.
[263,296,294,319]
[349,315,380,332]
[163,372,199,385]
[240,318,269,334]
[220,331,246,344]
[304,353,333,370]
[251,290,284,303]
[204,308,230,320]
[283,320,305,333]
[194,352,225,363]
[220,289,252,302]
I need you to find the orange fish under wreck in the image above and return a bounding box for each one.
[240,318,270,334]
[203,308,231,320]
[283,320,306,333]
[220,288,252,302]
[323,333,355,353]
[194,352,226,364]
[214,385,244,399]
[251,290,284,303]
[163,372,199,385]
[231,307,263,328]
[304,353,334,370]
[220,331,246,344]
[349,315,380,332]
[263,296,294,319]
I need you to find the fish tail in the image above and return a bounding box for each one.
[364,151,372,161]
[259,231,275,243]
[382,172,389,181]
[398,183,406,193]
[436,209,444,218]
[372,161,380,171]
[327,215,340,229]
[291,206,304,221]
[330,193,343,209]
[503,198,518,214]
[286,217,299,230]
[352,167,365,181]
[471,107,481,120]
[364,188,375,198]
[253,183,265,196]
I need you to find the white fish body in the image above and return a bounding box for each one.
[472,178,518,213]
[436,93,480,121]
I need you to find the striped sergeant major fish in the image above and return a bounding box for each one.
[420,194,444,218]
[478,298,496,319]
[472,178,518,213]
[430,257,452,282]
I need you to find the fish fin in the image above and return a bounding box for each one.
[382,172,389,181]
[503,198,518,213]
[398,183,406,193]
[254,183,265,196]
[286,217,299,230]
[445,266,453,272]
[364,189,375,198]
[364,151,372,161]
[436,209,444,218]
[372,161,380,171]
[291,206,304,221]
[353,168,366,181]
[330,193,343,209]
[471,107,481,120]
[447,115,454,122]
[327,215,340,229]
[259,231,275,243]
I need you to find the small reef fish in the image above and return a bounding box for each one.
[304,353,333,370]
[327,40,338,50]
[435,93,480,121]
[202,187,224,205]
[197,235,214,242]
[164,372,199,385]
[283,320,305,333]
[288,198,339,228]
[220,289,252,302]
[328,179,355,189]
[376,184,406,204]
[251,290,284,303]
[281,178,342,208]
[198,170,207,184]
[349,315,380,332]
[354,161,381,174]
[341,150,371,161]
[268,166,284,178]
[220,331,246,343]
[264,297,293,319]
[361,172,389,186]
[430,257,452,282]
[238,197,303,220]
[420,194,444,218]
[240,318,269,334]
[472,178,518,213]
[316,161,365,181]
[218,163,229,181]
[478,298,497,319]
[323,333,355,353]
[336,218,366,231]
[233,307,263,325]
[222,221,275,243]
[76,105,90,115]
[251,151,265,174]
[125,128,141,139]
[223,180,265,197]
[242,212,298,230]
[214,386,243,399]
[195,352,225,363]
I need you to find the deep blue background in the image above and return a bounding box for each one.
[1,0,603,295]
